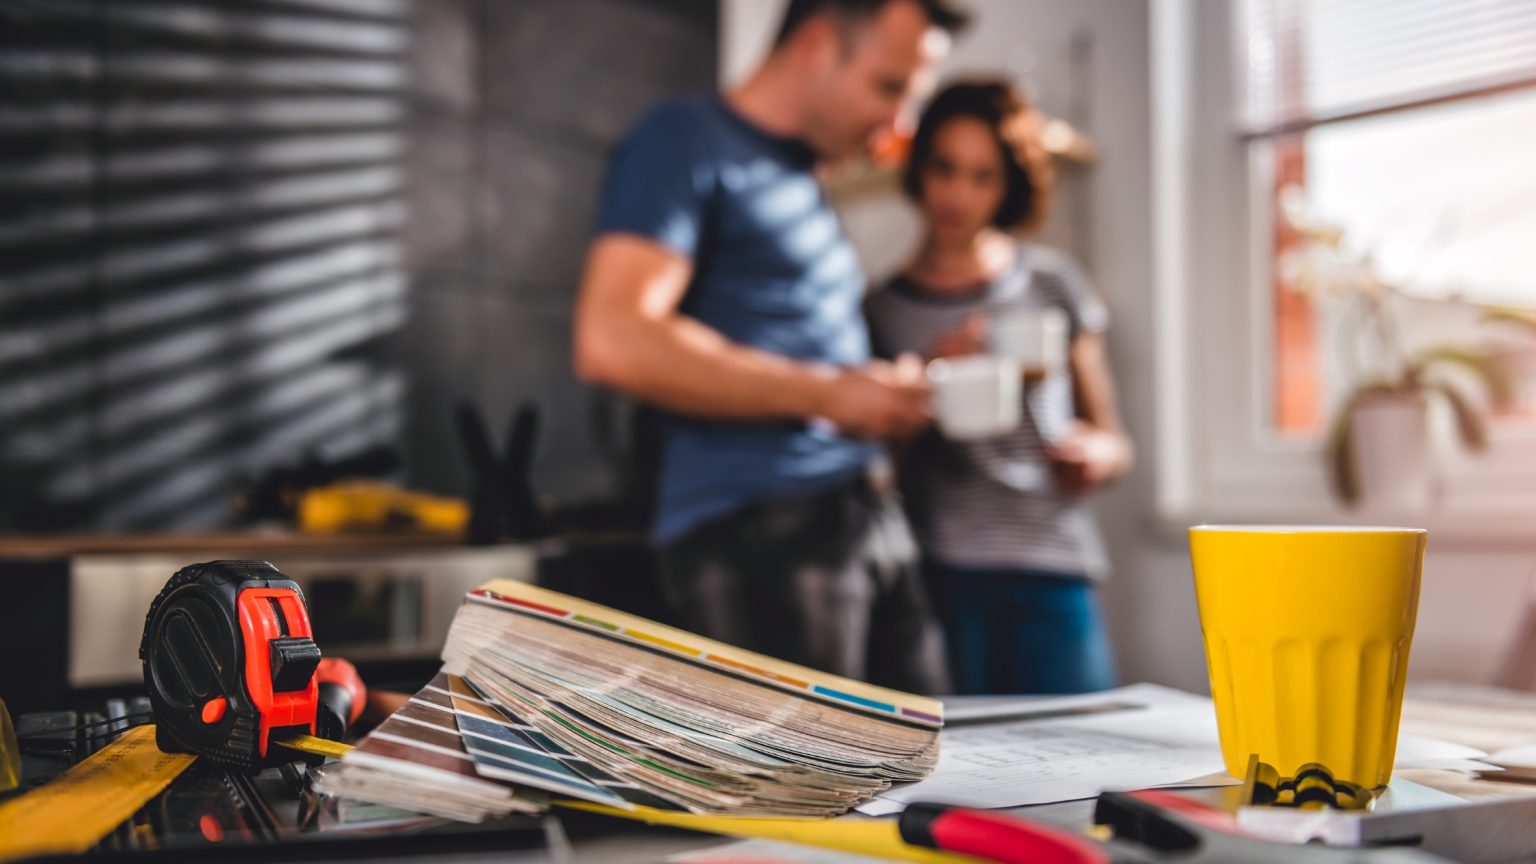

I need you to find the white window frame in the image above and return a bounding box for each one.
[1152,0,1536,544]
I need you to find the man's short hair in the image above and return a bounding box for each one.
[773,0,970,48]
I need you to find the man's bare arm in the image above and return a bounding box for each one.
[573,234,930,438]
[573,234,838,419]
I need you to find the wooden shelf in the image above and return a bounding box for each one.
[0,531,463,560]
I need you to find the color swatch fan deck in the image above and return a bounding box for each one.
[322,580,943,820]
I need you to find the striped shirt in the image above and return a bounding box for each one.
[865,243,1111,579]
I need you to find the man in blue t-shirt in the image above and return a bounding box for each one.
[574,0,966,693]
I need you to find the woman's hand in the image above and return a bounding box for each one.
[1048,421,1132,495]
[927,315,987,359]
[1050,333,1134,494]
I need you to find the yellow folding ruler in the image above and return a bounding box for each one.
[0,726,344,861]
[0,726,190,861]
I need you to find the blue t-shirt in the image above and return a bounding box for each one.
[594,96,878,544]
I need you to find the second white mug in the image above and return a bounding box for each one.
[987,307,1068,373]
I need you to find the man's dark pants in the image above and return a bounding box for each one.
[659,474,951,695]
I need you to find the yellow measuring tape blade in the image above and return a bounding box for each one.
[555,800,976,864]
[0,725,195,862]
[271,731,354,760]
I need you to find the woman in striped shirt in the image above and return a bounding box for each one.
[865,80,1134,694]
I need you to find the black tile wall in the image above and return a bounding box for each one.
[2,0,713,531]
[481,0,719,148]
[399,0,717,508]
[0,0,412,531]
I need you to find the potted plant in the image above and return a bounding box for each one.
[1277,188,1511,508]
[1325,345,1507,507]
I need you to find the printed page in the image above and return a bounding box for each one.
[859,686,1231,814]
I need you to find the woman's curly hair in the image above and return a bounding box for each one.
[903,79,1056,234]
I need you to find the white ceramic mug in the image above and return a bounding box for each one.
[987,307,1068,373]
[927,356,1022,440]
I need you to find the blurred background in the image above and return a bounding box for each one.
[3,0,1535,707]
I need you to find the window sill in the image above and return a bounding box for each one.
[1153,504,1536,551]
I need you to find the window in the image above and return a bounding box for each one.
[1242,0,1536,436]
[1154,0,1536,530]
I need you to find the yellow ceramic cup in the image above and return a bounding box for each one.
[1189,525,1426,789]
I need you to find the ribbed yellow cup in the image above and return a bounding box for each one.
[1189,525,1425,788]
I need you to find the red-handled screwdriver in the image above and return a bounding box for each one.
[898,802,1112,864]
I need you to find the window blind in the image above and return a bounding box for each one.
[1241,0,1536,137]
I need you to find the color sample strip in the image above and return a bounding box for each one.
[811,686,894,714]
[707,654,810,689]
[901,708,944,724]
[346,674,504,788]
[443,675,630,808]
[572,614,620,632]
[623,629,703,656]
[458,675,686,812]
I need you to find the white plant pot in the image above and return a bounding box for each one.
[1348,391,1437,511]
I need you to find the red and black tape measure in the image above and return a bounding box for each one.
[138,560,360,771]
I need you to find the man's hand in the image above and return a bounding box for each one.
[1048,421,1131,495]
[817,353,932,440]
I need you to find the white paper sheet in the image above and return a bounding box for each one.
[858,684,1231,814]
[864,686,1493,815]
[1488,741,1536,768]
[943,690,1147,725]
[1393,735,1488,766]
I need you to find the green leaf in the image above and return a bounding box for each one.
[1407,345,1514,408]
[1326,402,1358,506]
[1425,380,1489,452]
[1483,307,1536,338]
